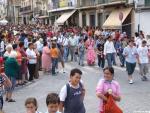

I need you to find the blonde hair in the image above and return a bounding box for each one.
[6,44,12,51]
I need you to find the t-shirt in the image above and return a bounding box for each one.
[96,79,121,112]
[123,46,137,63]
[137,46,149,63]
[50,48,59,58]
[59,80,84,102]
[45,111,61,113]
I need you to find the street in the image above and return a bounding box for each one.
[3,61,150,113]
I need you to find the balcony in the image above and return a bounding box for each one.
[20,6,32,13]
[77,0,127,7]
[78,0,97,7]
[98,0,126,4]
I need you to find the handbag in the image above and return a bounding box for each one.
[103,94,123,113]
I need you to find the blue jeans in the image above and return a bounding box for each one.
[118,52,125,66]
[106,53,114,67]
[78,51,84,65]
[112,53,116,65]
[63,46,69,62]
[51,58,58,74]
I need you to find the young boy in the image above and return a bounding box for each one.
[45,93,61,113]
[50,43,59,75]
[59,68,85,113]
[137,40,149,81]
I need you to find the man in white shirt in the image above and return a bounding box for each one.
[26,43,37,81]
[104,35,116,67]
[137,40,149,81]
[69,33,78,62]
[62,34,69,62]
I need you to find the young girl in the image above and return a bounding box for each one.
[25,97,41,113]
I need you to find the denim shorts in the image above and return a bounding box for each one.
[5,77,16,92]
[126,62,136,75]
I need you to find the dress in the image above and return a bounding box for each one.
[86,39,96,65]
[42,46,51,71]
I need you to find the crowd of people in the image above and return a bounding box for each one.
[0,24,150,113]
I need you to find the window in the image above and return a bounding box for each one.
[145,0,150,6]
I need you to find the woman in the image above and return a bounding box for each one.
[5,51,19,102]
[123,39,138,84]
[41,41,51,74]
[12,44,22,86]
[18,42,28,84]
[3,44,13,59]
[96,67,121,113]
[85,34,96,65]
[26,42,37,81]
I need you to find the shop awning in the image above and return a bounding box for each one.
[103,8,132,29]
[55,10,76,25]
[38,16,49,19]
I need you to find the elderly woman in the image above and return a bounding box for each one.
[4,44,13,59]
[5,51,19,102]
[96,67,121,113]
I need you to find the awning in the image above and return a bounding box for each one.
[38,16,49,19]
[55,10,76,25]
[103,8,132,29]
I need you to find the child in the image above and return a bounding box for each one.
[50,43,59,75]
[59,68,85,113]
[137,40,149,81]
[0,67,12,110]
[45,93,60,113]
[78,38,85,66]
[25,97,41,113]
[97,44,105,69]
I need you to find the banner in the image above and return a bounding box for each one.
[59,0,68,8]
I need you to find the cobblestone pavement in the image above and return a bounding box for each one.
[3,61,150,113]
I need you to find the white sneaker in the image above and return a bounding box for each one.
[63,68,65,73]
[129,79,134,84]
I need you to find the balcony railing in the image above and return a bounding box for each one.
[20,6,32,12]
[77,0,127,7]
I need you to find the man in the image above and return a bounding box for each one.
[137,40,149,81]
[69,33,78,62]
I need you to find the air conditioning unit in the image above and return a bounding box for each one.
[135,0,145,6]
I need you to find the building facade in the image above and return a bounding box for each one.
[135,0,150,36]
[20,0,49,24]
[48,0,78,26]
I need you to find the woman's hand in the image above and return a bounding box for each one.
[96,93,108,101]
[112,95,121,102]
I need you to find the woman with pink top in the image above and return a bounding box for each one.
[85,34,96,65]
[96,67,121,113]
[42,41,51,74]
